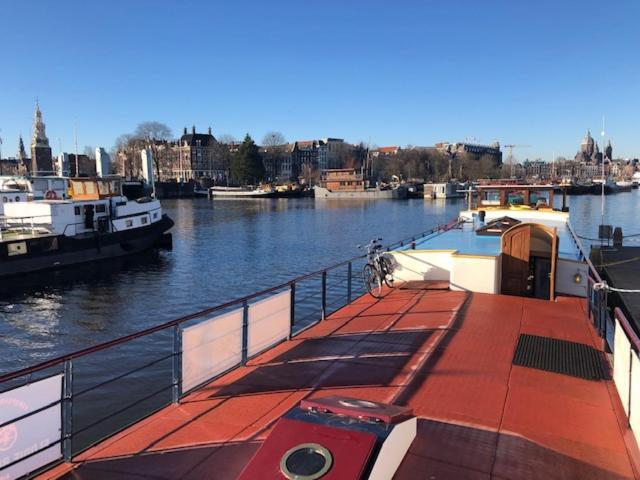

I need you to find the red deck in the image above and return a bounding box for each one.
[40,287,640,479]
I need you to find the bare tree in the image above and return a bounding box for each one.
[261,131,287,181]
[217,134,237,145]
[83,145,96,160]
[262,131,286,147]
[134,121,173,177]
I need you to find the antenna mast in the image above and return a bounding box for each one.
[600,116,606,232]
[74,121,79,177]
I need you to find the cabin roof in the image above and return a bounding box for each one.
[44,287,639,480]
[398,216,581,260]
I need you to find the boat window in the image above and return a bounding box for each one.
[507,191,524,205]
[96,204,106,213]
[2,197,6,203]
[482,191,501,205]
[153,212,159,219]
[126,219,133,227]
[74,206,81,216]
[141,217,148,225]
[15,196,20,202]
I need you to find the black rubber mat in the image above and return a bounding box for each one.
[513,334,608,380]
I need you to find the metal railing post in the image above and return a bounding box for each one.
[289,283,296,339]
[602,290,608,346]
[321,271,327,320]
[241,300,249,364]
[62,359,73,461]
[172,324,182,403]
[629,346,633,427]
[347,262,352,303]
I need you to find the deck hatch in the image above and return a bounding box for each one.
[513,334,608,380]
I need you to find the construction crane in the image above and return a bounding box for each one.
[503,144,531,178]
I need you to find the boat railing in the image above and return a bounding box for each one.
[0,214,55,240]
[568,220,640,442]
[0,220,461,479]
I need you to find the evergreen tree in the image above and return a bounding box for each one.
[230,134,265,184]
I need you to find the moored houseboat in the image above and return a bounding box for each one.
[0,177,173,277]
[314,168,407,199]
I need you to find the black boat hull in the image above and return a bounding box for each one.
[0,215,174,277]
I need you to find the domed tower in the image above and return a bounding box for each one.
[30,101,53,174]
[580,129,595,157]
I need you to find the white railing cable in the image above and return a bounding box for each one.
[594,281,640,294]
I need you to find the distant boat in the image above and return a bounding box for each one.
[208,185,276,198]
[615,180,634,192]
[423,181,465,199]
[314,169,407,199]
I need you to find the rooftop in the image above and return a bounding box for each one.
[40,286,639,480]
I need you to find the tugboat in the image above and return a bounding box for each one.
[0,177,173,277]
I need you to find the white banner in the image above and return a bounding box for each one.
[248,290,291,358]
[0,374,63,480]
[182,309,244,392]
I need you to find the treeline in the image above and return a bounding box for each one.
[112,121,504,184]
[371,149,503,182]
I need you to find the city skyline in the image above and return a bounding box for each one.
[1,0,639,160]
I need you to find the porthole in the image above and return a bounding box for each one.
[280,443,332,480]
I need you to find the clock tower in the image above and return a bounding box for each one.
[31,101,53,174]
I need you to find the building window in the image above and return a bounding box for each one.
[126,219,133,227]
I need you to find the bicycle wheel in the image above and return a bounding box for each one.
[363,263,383,298]
[380,256,395,288]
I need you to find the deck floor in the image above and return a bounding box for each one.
[41,287,640,479]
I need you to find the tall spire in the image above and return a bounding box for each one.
[17,134,27,160]
[31,101,50,148]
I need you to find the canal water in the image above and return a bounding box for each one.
[1,193,639,372]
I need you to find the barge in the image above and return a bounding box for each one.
[0,177,173,277]
[1,185,639,479]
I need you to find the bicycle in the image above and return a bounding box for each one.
[359,238,395,298]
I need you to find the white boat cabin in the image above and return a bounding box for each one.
[390,185,587,301]
[2,178,162,237]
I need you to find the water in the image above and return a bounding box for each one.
[1,191,639,453]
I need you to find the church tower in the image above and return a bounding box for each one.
[605,140,613,162]
[31,101,53,174]
[17,134,29,174]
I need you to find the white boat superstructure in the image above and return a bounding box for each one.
[208,186,275,198]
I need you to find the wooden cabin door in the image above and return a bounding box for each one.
[501,225,531,296]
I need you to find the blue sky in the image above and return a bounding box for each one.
[0,0,638,161]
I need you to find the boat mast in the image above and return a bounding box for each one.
[600,116,605,231]
[74,120,79,178]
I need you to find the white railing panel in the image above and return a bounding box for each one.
[182,309,244,392]
[0,374,63,480]
[614,322,632,417]
[248,290,291,358]
[630,352,640,439]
